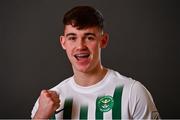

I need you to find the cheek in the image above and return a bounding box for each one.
[89,42,100,54]
[66,49,74,62]
[65,45,73,56]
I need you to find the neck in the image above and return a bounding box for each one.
[73,66,108,87]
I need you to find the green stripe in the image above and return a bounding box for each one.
[112,86,123,120]
[50,113,55,120]
[80,105,88,120]
[63,98,73,119]
[95,96,103,120]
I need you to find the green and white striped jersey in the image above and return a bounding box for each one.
[31,69,159,119]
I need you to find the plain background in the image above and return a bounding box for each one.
[0,0,179,118]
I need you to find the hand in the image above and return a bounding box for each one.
[33,90,60,119]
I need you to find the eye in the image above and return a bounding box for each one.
[87,36,95,41]
[67,36,77,41]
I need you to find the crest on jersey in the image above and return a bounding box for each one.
[97,95,114,112]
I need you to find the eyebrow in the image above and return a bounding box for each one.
[65,33,76,37]
[84,33,96,37]
[65,32,96,37]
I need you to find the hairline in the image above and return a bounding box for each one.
[63,25,104,35]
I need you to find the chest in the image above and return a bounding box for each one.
[55,85,123,119]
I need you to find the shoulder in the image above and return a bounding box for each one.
[108,69,160,119]
[128,81,160,119]
[108,69,136,87]
[130,81,153,101]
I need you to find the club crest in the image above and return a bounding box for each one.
[97,96,114,112]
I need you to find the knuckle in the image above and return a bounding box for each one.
[49,90,58,95]
[41,90,46,94]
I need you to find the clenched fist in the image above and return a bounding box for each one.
[33,90,60,119]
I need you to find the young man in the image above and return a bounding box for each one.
[31,6,160,119]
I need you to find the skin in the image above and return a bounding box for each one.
[60,25,109,86]
[33,90,60,119]
[33,25,109,119]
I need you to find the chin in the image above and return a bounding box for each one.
[74,65,92,73]
[76,67,90,73]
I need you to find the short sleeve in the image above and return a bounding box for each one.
[129,81,160,119]
[31,99,39,118]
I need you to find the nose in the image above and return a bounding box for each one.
[76,39,87,50]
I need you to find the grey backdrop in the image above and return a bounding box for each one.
[0,0,179,118]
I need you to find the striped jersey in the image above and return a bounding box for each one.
[31,69,159,119]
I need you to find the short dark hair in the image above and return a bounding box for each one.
[63,6,104,30]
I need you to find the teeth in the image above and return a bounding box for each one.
[76,53,89,57]
[74,53,90,60]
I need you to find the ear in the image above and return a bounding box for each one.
[100,32,109,48]
[59,35,66,50]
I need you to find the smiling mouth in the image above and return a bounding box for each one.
[74,53,90,61]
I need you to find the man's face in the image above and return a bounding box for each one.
[60,25,108,73]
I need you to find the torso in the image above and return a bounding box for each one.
[51,69,136,119]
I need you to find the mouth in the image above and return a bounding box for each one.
[74,53,90,61]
